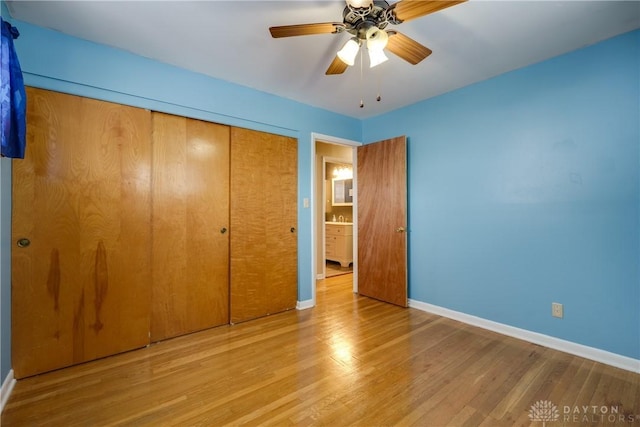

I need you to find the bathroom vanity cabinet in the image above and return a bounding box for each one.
[325,222,353,268]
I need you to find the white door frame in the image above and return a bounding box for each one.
[311,133,361,306]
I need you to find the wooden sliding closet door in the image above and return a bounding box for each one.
[12,88,152,379]
[151,113,230,341]
[230,128,298,323]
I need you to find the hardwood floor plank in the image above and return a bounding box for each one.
[2,273,639,426]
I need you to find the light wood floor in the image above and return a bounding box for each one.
[325,261,353,278]
[2,274,639,426]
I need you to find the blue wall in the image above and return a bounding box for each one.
[364,30,640,359]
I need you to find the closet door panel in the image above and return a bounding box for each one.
[12,87,152,379]
[230,128,297,323]
[151,113,230,341]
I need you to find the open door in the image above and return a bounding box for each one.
[357,136,408,307]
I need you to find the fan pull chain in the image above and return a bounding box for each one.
[359,48,364,108]
[377,67,382,102]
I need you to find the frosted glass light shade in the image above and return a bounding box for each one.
[346,0,373,8]
[368,48,388,68]
[366,27,389,68]
[337,38,360,66]
[366,27,389,51]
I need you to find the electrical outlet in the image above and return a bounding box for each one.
[552,302,563,318]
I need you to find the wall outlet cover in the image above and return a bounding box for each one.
[552,302,564,318]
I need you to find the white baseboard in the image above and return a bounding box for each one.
[1,369,16,414]
[409,299,640,374]
[296,299,314,310]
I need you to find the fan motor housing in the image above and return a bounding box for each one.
[342,0,400,39]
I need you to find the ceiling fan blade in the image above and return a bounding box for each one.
[269,23,343,38]
[392,0,466,23]
[386,32,432,65]
[325,55,349,75]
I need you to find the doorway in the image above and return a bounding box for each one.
[324,158,353,278]
[312,133,360,306]
[312,133,408,309]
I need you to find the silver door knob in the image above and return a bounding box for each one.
[16,238,31,248]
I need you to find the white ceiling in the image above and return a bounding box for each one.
[6,0,640,119]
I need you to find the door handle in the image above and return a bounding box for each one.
[396,227,406,233]
[16,238,31,248]
[290,227,296,233]
[220,227,228,234]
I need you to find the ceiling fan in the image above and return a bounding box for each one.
[269,0,467,75]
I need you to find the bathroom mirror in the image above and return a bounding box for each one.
[332,178,353,206]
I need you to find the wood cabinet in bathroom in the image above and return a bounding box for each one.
[325,223,353,268]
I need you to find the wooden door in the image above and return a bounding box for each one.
[12,88,152,378]
[357,136,408,307]
[230,128,297,323]
[151,113,230,341]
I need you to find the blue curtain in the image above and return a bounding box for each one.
[1,17,26,159]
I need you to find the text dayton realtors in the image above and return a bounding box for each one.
[562,405,637,423]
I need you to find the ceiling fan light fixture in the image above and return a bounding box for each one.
[366,26,389,51]
[337,37,360,66]
[366,26,389,68]
[368,48,389,68]
[346,0,373,8]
